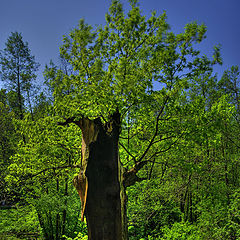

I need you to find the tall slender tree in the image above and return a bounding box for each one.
[0,32,39,119]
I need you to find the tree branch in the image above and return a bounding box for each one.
[123,160,149,187]
[137,95,169,163]
[147,130,185,161]
[119,142,136,163]
[58,117,83,128]
[24,164,81,179]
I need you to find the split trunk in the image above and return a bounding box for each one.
[73,112,128,240]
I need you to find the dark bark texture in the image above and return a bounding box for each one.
[73,111,125,240]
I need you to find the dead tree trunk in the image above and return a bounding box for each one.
[72,111,127,240]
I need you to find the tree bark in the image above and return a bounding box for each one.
[73,111,127,240]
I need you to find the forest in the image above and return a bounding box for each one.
[0,1,240,240]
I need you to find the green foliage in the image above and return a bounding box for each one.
[158,222,200,240]
[0,205,40,239]
[0,91,20,206]
[125,61,239,240]
[4,114,84,239]
[0,101,16,161]
[50,0,211,124]
[128,180,182,239]
[225,190,240,239]
[63,231,88,240]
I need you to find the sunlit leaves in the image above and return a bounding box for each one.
[7,116,81,183]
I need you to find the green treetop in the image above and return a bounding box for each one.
[50,0,212,122]
[0,32,39,119]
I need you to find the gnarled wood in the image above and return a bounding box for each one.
[73,170,88,221]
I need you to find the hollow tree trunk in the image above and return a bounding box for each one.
[73,111,128,240]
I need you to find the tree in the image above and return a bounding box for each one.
[43,1,224,239]
[0,32,40,120]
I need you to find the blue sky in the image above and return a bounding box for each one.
[0,0,239,87]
